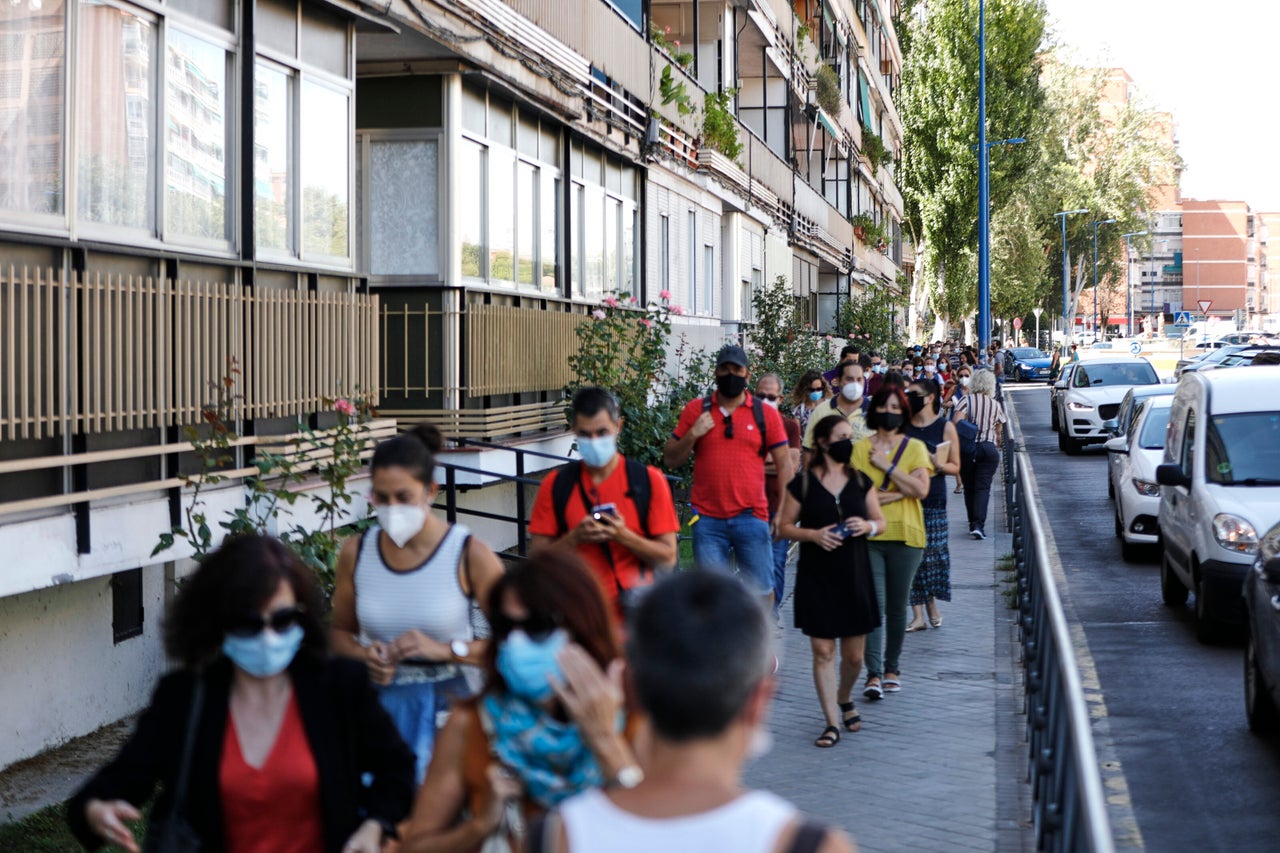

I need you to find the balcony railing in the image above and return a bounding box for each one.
[0,266,379,442]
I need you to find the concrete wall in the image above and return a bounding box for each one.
[0,563,168,770]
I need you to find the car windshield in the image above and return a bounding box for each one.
[1137,406,1171,449]
[1205,412,1280,485]
[1201,346,1247,365]
[1012,348,1046,359]
[1073,362,1159,387]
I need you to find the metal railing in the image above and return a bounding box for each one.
[1003,415,1115,852]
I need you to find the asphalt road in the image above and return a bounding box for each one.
[1008,385,1280,852]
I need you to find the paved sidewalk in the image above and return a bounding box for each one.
[745,474,1030,852]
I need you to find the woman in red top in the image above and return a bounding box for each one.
[69,535,415,853]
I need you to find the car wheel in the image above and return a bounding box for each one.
[1107,475,1114,500]
[1194,572,1223,644]
[1061,433,1082,455]
[1246,629,1280,733]
[1161,552,1188,606]
[1050,404,1060,432]
[1121,536,1143,563]
[1114,505,1122,539]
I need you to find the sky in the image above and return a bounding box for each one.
[1041,0,1280,211]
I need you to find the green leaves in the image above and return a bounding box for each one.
[746,277,838,388]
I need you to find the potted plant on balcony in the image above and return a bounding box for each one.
[816,65,843,117]
[851,211,878,245]
[699,89,743,164]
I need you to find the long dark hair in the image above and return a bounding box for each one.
[807,414,849,471]
[909,377,942,414]
[370,423,444,485]
[165,535,327,669]
[792,370,827,407]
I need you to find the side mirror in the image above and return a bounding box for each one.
[1101,418,1119,432]
[1156,463,1190,489]
[1104,436,1127,454]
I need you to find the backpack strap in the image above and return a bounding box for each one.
[752,396,768,458]
[622,458,652,538]
[551,461,584,536]
[785,820,830,853]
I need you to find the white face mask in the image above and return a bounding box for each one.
[959,376,971,388]
[376,503,427,548]
[760,397,779,409]
[840,381,864,402]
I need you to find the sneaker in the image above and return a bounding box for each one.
[971,529,986,540]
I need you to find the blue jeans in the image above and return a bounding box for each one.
[378,675,470,784]
[692,510,775,596]
[770,535,790,618]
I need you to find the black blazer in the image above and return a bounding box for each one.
[68,657,414,852]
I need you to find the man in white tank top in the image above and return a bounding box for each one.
[546,572,856,853]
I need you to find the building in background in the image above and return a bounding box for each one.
[1180,200,1259,326]
[0,0,909,770]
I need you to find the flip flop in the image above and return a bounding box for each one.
[815,725,841,748]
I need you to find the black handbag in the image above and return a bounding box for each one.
[143,675,205,853]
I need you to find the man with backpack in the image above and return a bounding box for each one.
[664,344,793,607]
[530,387,679,612]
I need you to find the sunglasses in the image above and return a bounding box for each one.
[723,413,735,439]
[502,611,562,641]
[809,384,825,392]
[227,606,305,638]
[758,393,779,402]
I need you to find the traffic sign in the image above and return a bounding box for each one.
[1197,299,1213,315]
[1129,341,1143,355]
[1013,317,1023,330]
[1173,311,1193,326]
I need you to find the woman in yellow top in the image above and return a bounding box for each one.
[851,384,933,700]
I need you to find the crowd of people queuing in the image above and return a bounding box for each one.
[70,335,1013,853]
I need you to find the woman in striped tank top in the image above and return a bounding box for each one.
[332,425,506,783]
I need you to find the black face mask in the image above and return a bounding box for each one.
[715,373,748,398]
[871,411,904,432]
[908,394,926,415]
[826,438,854,464]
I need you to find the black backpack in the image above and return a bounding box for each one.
[703,393,769,458]
[550,458,652,539]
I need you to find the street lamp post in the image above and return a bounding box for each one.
[1122,230,1147,337]
[1091,218,1116,342]
[1056,209,1088,351]
[977,0,988,359]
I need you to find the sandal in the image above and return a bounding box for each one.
[905,620,927,632]
[838,701,862,732]
[929,614,943,629]
[883,674,901,693]
[863,678,884,701]
[815,725,841,748]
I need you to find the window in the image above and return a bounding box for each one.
[0,0,66,218]
[300,80,350,259]
[254,63,291,252]
[366,137,438,275]
[703,245,715,316]
[459,139,486,278]
[488,146,515,283]
[659,215,671,296]
[77,3,156,231]
[111,568,144,644]
[165,29,229,242]
[1179,411,1196,477]
[687,211,697,312]
[517,161,537,287]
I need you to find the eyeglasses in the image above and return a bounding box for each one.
[502,611,562,641]
[723,413,735,439]
[758,393,779,402]
[227,606,305,638]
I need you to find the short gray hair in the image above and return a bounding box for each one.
[970,368,997,396]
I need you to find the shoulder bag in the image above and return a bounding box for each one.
[143,674,204,853]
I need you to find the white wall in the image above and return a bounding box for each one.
[0,563,168,770]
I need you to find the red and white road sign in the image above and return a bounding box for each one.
[1012,317,1023,330]
[1197,299,1213,314]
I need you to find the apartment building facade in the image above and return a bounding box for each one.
[0,0,907,768]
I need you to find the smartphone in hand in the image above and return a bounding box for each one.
[590,503,618,522]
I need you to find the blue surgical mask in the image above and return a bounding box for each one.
[808,390,824,402]
[576,434,617,469]
[222,624,304,678]
[497,628,568,703]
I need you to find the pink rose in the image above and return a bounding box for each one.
[659,289,672,300]
[591,309,607,320]
[604,296,620,308]
[333,398,356,416]
[641,318,654,329]
[671,305,684,315]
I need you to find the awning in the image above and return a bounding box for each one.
[858,72,873,126]
[816,109,839,139]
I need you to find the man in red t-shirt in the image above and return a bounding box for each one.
[663,344,793,607]
[530,387,679,609]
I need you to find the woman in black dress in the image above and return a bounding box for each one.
[778,414,886,748]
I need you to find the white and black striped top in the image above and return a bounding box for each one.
[354,522,489,685]
[954,393,1007,445]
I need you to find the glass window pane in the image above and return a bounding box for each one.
[254,64,290,253]
[488,95,512,147]
[571,183,583,296]
[300,3,348,78]
[0,0,65,216]
[77,2,155,230]
[459,139,485,278]
[703,245,715,315]
[301,80,349,258]
[585,184,604,299]
[462,86,486,136]
[165,30,227,242]
[540,172,559,294]
[604,196,619,293]
[540,124,559,167]
[516,161,536,287]
[623,203,635,296]
[167,0,233,31]
[257,0,297,57]
[488,147,514,282]
[517,113,539,159]
[370,139,437,275]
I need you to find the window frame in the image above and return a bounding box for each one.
[356,128,444,280]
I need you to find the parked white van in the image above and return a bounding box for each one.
[1156,367,1280,641]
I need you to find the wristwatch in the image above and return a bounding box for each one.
[606,765,645,789]
[450,639,469,660]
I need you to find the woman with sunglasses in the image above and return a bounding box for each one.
[790,370,831,435]
[850,386,933,701]
[401,549,639,852]
[69,535,415,853]
[331,424,506,784]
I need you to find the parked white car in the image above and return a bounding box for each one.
[1056,357,1161,454]
[1106,396,1173,560]
[1156,367,1280,641]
